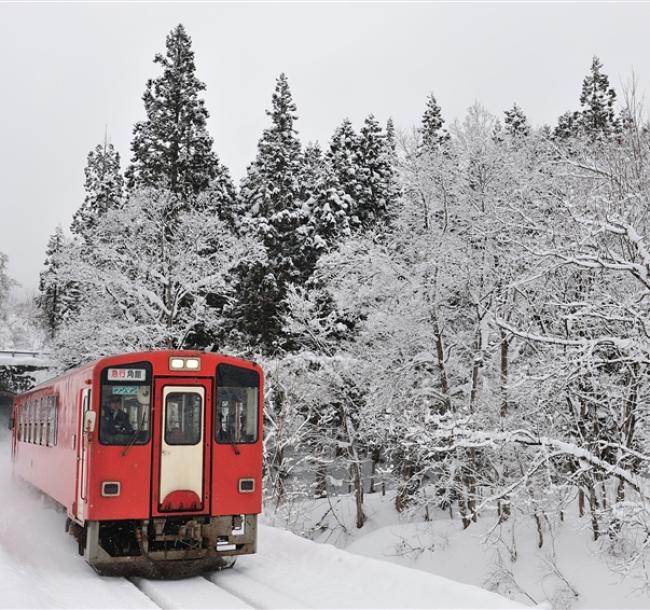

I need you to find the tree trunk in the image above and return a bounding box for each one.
[499,330,510,419]
[314,462,328,498]
[589,485,599,540]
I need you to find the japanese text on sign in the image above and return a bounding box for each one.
[107,368,147,382]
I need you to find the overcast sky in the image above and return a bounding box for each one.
[2,1,650,295]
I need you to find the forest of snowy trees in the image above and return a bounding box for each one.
[2,23,648,583]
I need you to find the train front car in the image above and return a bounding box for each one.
[80,351,263,577]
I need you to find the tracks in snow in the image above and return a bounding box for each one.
[128,569,308,610]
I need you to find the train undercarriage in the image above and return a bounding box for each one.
[68,514,257,578]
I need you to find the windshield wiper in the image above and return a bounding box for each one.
[121,410,147,457]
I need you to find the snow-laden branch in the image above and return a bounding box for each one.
[423,427,650,499]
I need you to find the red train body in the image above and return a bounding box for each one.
[10,350,263,577]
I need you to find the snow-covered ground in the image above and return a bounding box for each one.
[0,433,519,609]
[266,492,650,609]
[2,425,650,610]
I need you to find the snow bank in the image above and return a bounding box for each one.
[234,525,523,609]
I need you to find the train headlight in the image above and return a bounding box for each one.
[185,358,200,370]
[169,357,201,371]
[170,358,185,370]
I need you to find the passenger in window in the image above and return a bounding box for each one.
[101,396,134,440]
[217,412,234,442]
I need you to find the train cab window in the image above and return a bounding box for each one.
[165,392,202,445]
[99,362,152,446]
[215,364,259,444]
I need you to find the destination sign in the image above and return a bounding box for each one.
[111,386,139,395]
[107,368,147,382]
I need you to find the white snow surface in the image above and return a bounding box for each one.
[0,434,520,609]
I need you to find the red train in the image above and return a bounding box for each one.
[10,350,263,577]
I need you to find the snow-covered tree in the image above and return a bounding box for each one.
[420,93,450,150]
[54,188,247,365]
[125,24,222,199]
[0,252,12,317]
[577,56,621,138]
[37,226,80,339]
[503,103,530,138]
[327,119,363,230]
[71,138,124,242]
[231,73,312,353]
[356,114,398,230]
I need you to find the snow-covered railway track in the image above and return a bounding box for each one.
[127,567,311,610]
[204,569,310,609]
[128,574,252,609]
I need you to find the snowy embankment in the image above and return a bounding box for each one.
[0,434,519,610]
[272,493,650,610]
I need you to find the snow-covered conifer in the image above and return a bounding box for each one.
[503,103,530,138]
[232,73,310,353]
[125,24,222,199]
[356,114,397,230]
[577,56,620,138]
[420,93,450,150]
[327,119,363,230]
[37,226,79,339]
[71,138,124,242]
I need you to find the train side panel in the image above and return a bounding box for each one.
[11,366,91,518]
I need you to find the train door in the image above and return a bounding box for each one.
[76,387,92,522]
[152,379,211,514]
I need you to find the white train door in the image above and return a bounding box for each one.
[154,381,209,513]
[76,388,91,522]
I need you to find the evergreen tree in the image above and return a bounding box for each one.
[328,119,362,230]
[356,114,397,230]
[298,142,327,206]
[553,110,579,140]
[71,138,124,242]
[420,93,450,150]
[233,73,310,352]
[125,23,220,199]
[504,103,530,138]
[304,145,352,251]
[37,226,79,339]
[195,160,238,229]
[577,56,620,138]
[0,252,13,320]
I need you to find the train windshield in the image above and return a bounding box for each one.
[216,364,259,444]
[99,362,152,446]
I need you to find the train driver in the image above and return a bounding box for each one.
[101,395,134,442]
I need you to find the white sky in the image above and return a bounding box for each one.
[2,1,649,295]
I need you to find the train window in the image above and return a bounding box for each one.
[215,365,259,444]
[28,401,33,443]
[47,396,57,447]
[39,398,45,446]
[165,392,202,445]
[99,362,152,446]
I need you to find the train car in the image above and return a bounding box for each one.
[10,350,263,577]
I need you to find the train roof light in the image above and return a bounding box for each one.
[170,358,185,370]
[185,358,200,370]
[169,357,201,371]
